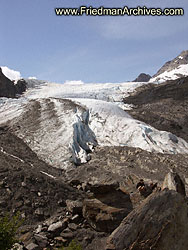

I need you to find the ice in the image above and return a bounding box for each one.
[71,109,97,165]
[69,98,188,154]
[24,81,144,102]
[0,97,27,124]
[64,80,84,85]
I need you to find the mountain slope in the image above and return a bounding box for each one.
[0,126,83,224]
[124,76,188,142]
[150,50,188,83]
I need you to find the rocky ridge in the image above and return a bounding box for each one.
[133,73,151,82]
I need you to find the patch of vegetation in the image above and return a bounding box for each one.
[0,212,23,250]
[57,239,82,250]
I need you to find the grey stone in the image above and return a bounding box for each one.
[68,223,78,231]
[48,221,66,236]
[34,233,48,248]
[26,242,39,250]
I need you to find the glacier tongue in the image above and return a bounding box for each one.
[70,98,188,154]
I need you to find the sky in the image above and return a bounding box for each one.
[1,0,188,83]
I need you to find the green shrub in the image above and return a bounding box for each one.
[58,239,82,250]
[0,212,23,250]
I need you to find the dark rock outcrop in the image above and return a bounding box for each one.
[0,68,27,98]
[15,79,27,95]
[106,190,188,250]
[133,73,151,82]
[0,68,16,98]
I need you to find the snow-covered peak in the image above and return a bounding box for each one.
[28,76,37,80]
[150,64,188,84]
[150,50,188,83]
[1,66,21,81]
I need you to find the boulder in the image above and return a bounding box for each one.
[34,233,48,248]
[162,170,186,196]
[106,190,188,250]
[83,189,133,233]
[48,221,66,236]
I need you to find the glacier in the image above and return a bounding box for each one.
[0,79,188,169]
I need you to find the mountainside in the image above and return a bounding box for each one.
[150,50,188,83]
[124,76,188,143]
